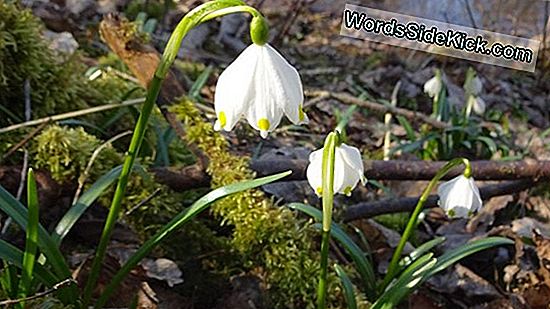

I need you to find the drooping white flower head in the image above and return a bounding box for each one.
[214,43,308,138]
[464,76,483,96]
[424,75,443,99]
[306,143,367,196]
[469,96,486,115]
[437,175,482,218]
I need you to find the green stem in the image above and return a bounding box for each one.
[380,158,470,292]
[81,73,163,309]
[317,230,330,309]
[82,1,266,307]
[317,132,338,309]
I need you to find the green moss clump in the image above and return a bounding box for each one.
[30,124,222,257]
[31,125,122,182]
[170,98,352,308]
[0,2,142,128]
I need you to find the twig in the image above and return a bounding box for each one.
[72,130,133,204]
[306,90,450,130]
[304,93,330,108]
[0,121,49,162]
[0,98,145,134]
[0,278,76,306]
[344,180,535,221]
[1,152,28,236]
[124,188,162,216]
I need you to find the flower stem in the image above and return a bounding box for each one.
[81,1,266,307]
[317,132,338,309]
[380,158,471,292]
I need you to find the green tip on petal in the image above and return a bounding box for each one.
[316,187,323,195]
[298,107,305,122]
[343,186,353,196]
[447,209,456,218]
[258,118,270,131]
[218,111,227,128]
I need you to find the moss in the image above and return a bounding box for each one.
[170,98,354,308]
[0,2,142,128]
[31,125,122,182]
[30,124,221,258]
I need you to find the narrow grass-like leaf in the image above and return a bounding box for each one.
[52,165,123,244]
[153,121,171,167]
[335,264,357,309]
[288,203,376,300]
[396,116,416,141]
[0,262,19,299]
[95,171,292,308]
[0,186,72,281]
[424,237,513,278]
[189,65,213,100]
[372,254,436,309]
[476,136,498,155]
[399,237,445,270]
[20,169,39,296]
[0,240,57,286]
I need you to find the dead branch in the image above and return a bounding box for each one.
[250,159,550,181]
[343,179,535,221]
[148,158,550,192]
[150,165,210,191]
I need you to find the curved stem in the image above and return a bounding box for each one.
[81,1,265,307]
[380,158,470,292]
[317,132,338,309]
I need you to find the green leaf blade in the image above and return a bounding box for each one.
[95,171,292,308]
[20,169,40,296]
[288,203,376,300]
[426,236,513,278]
[52,165,122,244]
[335,264,358,309]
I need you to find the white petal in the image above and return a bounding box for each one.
[424,76,441,98]
[335,153,361,196]
[468,177,483,212]
[472,97,486,115]
[437,175,483,218]
[465,76,483,96]
[338,144,366,185]
[214,45,259,131]
[332,149,348,195]
[264,45,307,125]
[244,45,284,138]
[306,149,324,196]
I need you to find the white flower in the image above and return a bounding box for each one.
[306,143,366,196]
[468,96,486,115]
[424,75,442,99]
[437,175,482,218]
[213,43,308,138]
[464,76,483,96]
